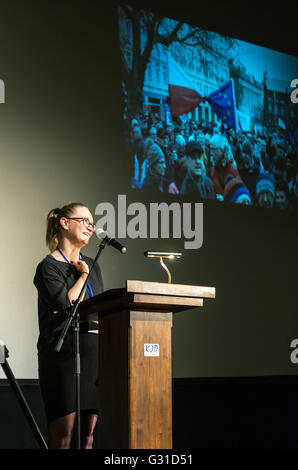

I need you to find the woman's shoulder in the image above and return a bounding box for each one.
[36,254,65,270]
[35,254,54,270]
[34,255,54,287]
[34,254,68,281]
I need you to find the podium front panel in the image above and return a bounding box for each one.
[128,311,172,449]
[98,309,172,449]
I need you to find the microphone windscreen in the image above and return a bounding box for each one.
[95,227,107,239]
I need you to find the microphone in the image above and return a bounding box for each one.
[95,228,127,254]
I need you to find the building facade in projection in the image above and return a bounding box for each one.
[230,61,263,132]
[263,75,297,130]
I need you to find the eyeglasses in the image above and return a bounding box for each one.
[66,217,96,231]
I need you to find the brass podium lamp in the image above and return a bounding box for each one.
[144,251,182,283]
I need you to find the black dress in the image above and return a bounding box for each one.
[33,254,104,424]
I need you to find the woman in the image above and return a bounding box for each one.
[34,202,104,449]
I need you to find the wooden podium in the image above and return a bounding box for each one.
[79,280,215,449]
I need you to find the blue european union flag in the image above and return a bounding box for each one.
[208,79,239,132]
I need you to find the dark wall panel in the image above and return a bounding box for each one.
[1,377,298,449]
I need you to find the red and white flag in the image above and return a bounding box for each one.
[277,117,286,135]
[166,51,204,117]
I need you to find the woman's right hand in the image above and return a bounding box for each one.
[67,260,90,305]
[70,259,89,275]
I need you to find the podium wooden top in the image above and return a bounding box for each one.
[126,280,215,299]
[78,280,215,320]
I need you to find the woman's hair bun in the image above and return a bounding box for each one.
[53,207,62,216]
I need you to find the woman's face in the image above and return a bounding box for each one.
[61,206,95,247]
[210,143,223,164]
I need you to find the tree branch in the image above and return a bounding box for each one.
[155,21,184,48]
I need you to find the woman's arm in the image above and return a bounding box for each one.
[67,259,89,305]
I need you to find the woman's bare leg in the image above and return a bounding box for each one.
[80,410,98,449]
[48,412,76,449]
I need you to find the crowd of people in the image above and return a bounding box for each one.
[125,112,298,213]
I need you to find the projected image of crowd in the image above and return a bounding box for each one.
[119,5,298,214]
[126,114,298,213]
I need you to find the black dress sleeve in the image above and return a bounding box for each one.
[34,259,71,312]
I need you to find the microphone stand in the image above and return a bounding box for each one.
[54,237,109,449]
